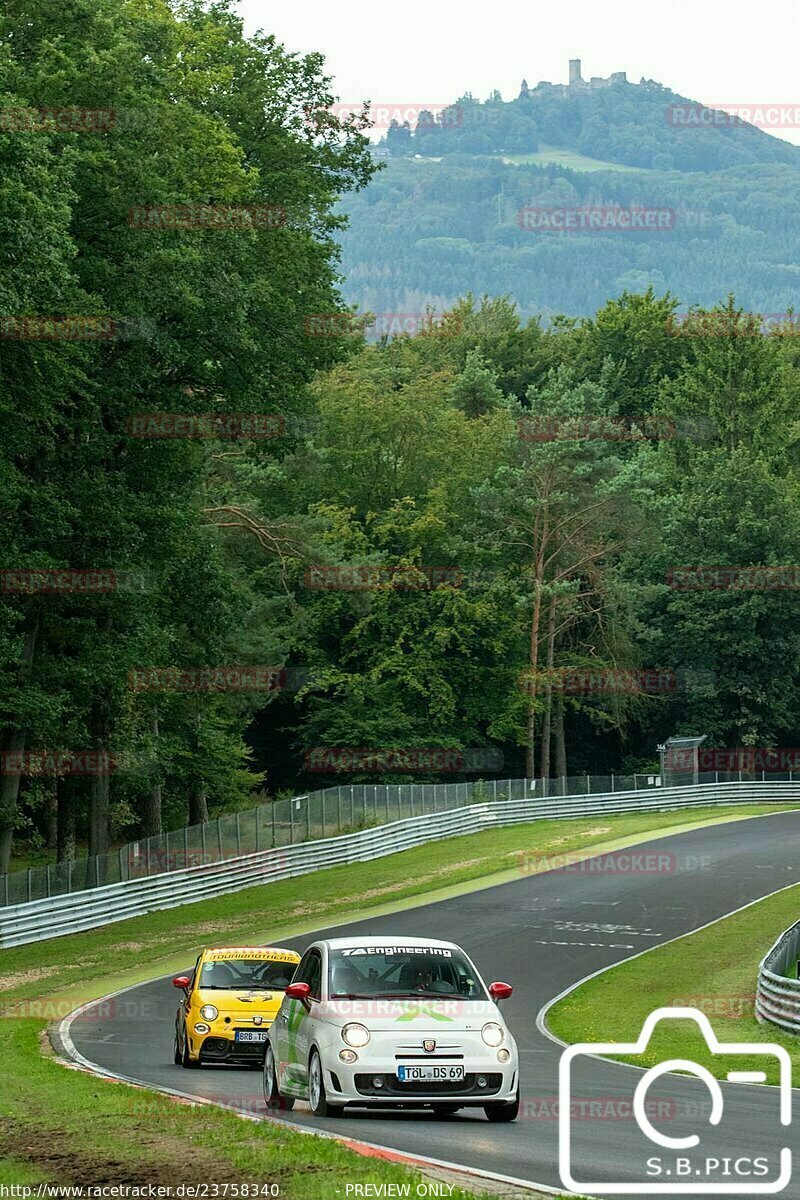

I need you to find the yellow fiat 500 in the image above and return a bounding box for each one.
[173,945,300,1068]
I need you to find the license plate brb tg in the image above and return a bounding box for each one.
[396,1063,465,1082]
[235,1030,268,1042]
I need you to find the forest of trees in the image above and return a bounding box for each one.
[382,83,800,170]
[339,85,800,319]
[3,2,800,874]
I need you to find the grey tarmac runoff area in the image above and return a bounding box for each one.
[64,811,800,1199]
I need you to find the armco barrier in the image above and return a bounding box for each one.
[3,772,667,906]
[1,780,797,948]
[756,919,800,1033]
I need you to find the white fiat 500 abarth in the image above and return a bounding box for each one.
[262,934,519,1120]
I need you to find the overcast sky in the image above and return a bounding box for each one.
[238,0,800,146]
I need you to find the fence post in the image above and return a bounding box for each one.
[27,868,32,902]
[290,801,294,844]
[272,802,276,849]
[3,872,7,906]
[118,848,124,882]
[201,821,207,863]
[236,811,241,855]
[586,773,591,794]
[95,857,100,888]
[46,864,51,898]
[611,773,615,792]
[307,798,311,841]
[256,808,261,853]
[67,858,72,894]
[350,786,354,827]
[337,789,342,832]
[217,819,223,862]
[184,826,189,871]
[322,792,327,839]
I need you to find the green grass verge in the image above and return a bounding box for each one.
[1,804,789,1009]
[547,877,800,1086]
[0,803,791,1194]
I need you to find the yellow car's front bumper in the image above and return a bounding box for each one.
[187,1020,273,1064]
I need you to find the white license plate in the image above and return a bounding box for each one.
[235,1030,268,1042]
[396,1063,465,1082]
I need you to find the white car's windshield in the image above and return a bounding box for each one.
[199,959,296,990]
[328,946,485,999]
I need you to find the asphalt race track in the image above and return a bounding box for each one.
[64,812,800,1198]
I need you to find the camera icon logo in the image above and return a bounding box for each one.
[558,1006,791,1194]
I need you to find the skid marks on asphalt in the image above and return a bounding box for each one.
[521,917,664,951]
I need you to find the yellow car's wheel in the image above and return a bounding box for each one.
[181,1034,199,1069]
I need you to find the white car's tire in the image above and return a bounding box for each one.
[308,1049,343,1117]
[484,1086,519,1122]
[263,1043,294,1111]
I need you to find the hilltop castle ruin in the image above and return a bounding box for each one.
[519,59,628,100]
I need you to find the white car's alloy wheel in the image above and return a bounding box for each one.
[308,1053,322,1109]
[263,1043,294,1112]
[307,1049,342,1117]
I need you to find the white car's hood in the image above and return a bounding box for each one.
[320,996,505,1033]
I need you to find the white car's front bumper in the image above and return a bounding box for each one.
[318,1031,519,1107]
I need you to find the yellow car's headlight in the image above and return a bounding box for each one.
[200,1004,219,1021]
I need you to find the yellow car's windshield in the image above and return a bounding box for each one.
[199,958,295,990]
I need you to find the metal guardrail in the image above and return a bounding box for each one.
[2,772,671,906]
[756,919,800,1033]
[4,768,789,907]
[1,779,797,949]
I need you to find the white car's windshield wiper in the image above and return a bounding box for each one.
[368,990,462,999]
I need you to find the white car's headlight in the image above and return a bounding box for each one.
[199,1004,219,1021]
[341,1022,371,1048]
[481,1021,504,1047]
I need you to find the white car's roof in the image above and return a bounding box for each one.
[323,935,461,951]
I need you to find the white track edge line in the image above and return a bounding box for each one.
[535,874,800,1093]
[57,992,566,1198]
[56,811,800,1199]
